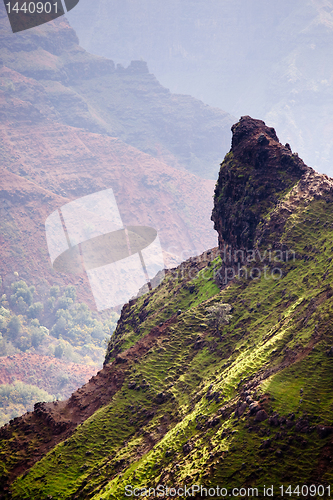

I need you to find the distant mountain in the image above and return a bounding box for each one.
[2,117,333,497]
[0,4,238,299]
[0,4,234,179]
[67,0,333,175]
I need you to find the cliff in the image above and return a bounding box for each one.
[2,119,333,497]
[211,116,311,251]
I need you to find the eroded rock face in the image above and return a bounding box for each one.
[211,116,310,251]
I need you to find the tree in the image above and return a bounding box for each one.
[27,302,44,319]
[57,296,73,310]
[10,281,34,306]
[7,316,21,340]
[51,317,67,338]
[207,303,232,332]
[50,285,60,298]
[17,297,27,314]
[54,344,64,359]
[31,326,48,348]
[64,285,76,301]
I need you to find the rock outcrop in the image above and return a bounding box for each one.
[212,116,311,251]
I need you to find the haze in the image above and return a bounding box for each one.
[67,0,333,175]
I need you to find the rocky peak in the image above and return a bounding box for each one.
[211,116,311,251]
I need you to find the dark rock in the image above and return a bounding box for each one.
[260,439,271,449]
[326,346,333,356]
[317,426,332,439]
[249,402,261,414]
[258,134,269,145]
[255,410,268,422]
[269,414,279,426]
[183,442,192,455]
[285,419,294,429]
[208,417,220,428]
[115,355,127,364]
[155,392,167,404]
[211,116,310,251]
[128,381,136,389]
[295,418,310,433]
[206,390,220,402]
[194,338,205,350]
[235,402,247,417]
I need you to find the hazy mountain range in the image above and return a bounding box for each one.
[67,0,333,176]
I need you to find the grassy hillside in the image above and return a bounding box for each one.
[4,194,333,498]
[2,119,333,498]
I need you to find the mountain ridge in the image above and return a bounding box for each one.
[0,4,234,179]
[2,117,333,497]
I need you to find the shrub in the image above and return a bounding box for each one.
[207,303,233,332]
[50,285,60,298]
[91,321,105,340]
[17,297,27,314]
[57,296,73,310]
[64,285,76,301]
[17,335,31,352]
[0,317,7,332]
[51,317,67,338]
[27,302,44,319]
[72,303,92,326]
[54,344,64,359]
[7,316,21,339]
[10,281,33,306]
[46,297,56,311]
[31,326,48,348]
[0,307,10,318]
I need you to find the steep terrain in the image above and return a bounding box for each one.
[1,117,333,498]
[0,117,217,300]
[0,3,233,179]
[0,353,96,398]
[0,354,97,427]
[0,4,234,297]
[0,1,235,428]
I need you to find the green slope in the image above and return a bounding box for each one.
[2,118,333,499]
[6,196,333,499]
